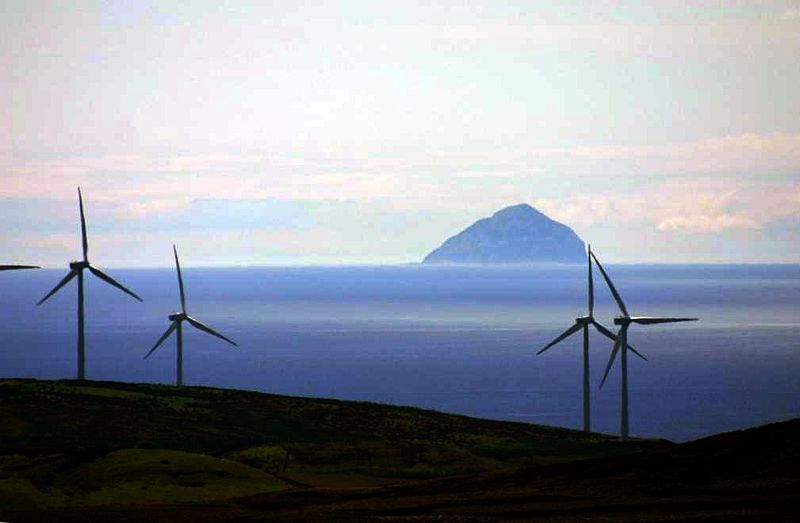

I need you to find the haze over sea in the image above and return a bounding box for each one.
[2,264,798,442]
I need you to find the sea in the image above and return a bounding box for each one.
[1,263,798,443]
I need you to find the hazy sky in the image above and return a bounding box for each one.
[2,1,799,266]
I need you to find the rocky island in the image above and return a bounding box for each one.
[423,203,586,264]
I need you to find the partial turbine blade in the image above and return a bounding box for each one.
[173,245,186,313]
[144,322,178,359]
[591,321,647,361]
[599,332,623,389]
[88,266,143,302]
[631,317,698,325]
[591,320,618,343]
[186,316,238,346]
[627,345,648,362]
[0,265,39,271]
[36,270,78,305]
[537,322,582,355]
[78,187,89,261]
[587,244,594,317]
[590,251,628,317]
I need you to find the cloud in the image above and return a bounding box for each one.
[536,178,800,234]
[533,196,613,227]
[27,233,75,251]
[783,8,800,21]
[656,214,760,232]
[121,198,192,219]
[527,133,800,174]
[5,131,799,192]
[2,132,799,234]
[387,11,800,61]
[1,154,407,221]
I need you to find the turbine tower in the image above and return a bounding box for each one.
[37,188,142,380]
[537,245,645,432]
[145,245,237,386]
[592,250,697,439]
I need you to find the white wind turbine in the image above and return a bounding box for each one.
[592,250,697,439]
[145,245,237,386]
[37,188,142,380]
[537,245,645,432]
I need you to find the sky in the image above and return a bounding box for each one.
[2,0,799,266]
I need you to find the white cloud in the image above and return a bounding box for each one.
[533,196,613,226]
[536,178,800,235]
[383,13,800,60]
[2,133,799,247]
[783,7,800,21]
[656,214,760,232]
[527,133,800,174]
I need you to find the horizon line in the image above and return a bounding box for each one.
[23,260,800,270]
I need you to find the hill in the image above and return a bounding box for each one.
[0,379,660,512]
[423,203,585,264]
[231,417,800,522]
[2,379,798,522]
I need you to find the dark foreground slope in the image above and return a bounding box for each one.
[0,379,659,512]
[235,417,799,522]
[3,379,799,522]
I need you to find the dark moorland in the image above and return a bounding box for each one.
[1,379,798,522]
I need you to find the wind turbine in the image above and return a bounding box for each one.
[145,245,237,386]
[37,188,142,380]
[592,250,697,439]
[537,245,645,432]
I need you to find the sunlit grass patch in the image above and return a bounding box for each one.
[62,449,288,505]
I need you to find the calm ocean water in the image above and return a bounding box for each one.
[1,264,798,442]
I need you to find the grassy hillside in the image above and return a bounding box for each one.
[2,379,798,521]
[0,378,663,512]
[7,419,797,522]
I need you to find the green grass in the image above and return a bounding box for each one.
[230,445,289,473]
[0,378,669,509]
[65,449,287,504]
[0,449,288,508]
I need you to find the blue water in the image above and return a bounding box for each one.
[1,264,798,442]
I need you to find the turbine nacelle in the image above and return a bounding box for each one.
[69,261,91,270]
[169,312,188,322]
[575,315,593,325]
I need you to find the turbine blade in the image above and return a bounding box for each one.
[628,345,648,362]
[144,322,177,359]
[592,321,647,362]
[587,244,594,316]
[599,334,623,389]
[78,187,89,261]
[186,316,237,346]
[0,265,39,271]
[631,317,698,324]
[174,245,186,313]
[591,320,617,343]
[536,322,582,355]
[590,251,628,317]
[88,266,143,302]
[36,270,78,305]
